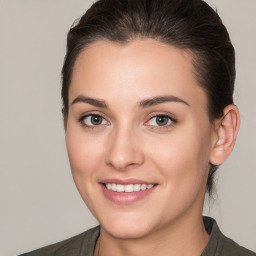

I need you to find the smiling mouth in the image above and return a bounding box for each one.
[103,183,156,193]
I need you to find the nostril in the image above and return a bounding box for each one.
[105,133,145,171]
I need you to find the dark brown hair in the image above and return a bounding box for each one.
[61,0,235,195]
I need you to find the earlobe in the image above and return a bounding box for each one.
[210,104,240,166]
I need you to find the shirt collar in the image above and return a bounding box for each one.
[201,216,224,256]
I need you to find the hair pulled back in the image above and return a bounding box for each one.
[61,0,235,195]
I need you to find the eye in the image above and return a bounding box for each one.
[79,114,108,127]
[145,115,176,127]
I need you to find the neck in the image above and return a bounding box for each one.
[96,214,210,256]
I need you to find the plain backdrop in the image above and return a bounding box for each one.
[0,0,256,255]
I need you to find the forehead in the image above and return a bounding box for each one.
[69,39,207,109]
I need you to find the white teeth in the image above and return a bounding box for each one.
[106,183,112,190]
[134,184,141,191]
[116,184,125,192]
[112,183,117,191]
[141,184,147,190]
[105,183,155,192]
[124,184,134,192]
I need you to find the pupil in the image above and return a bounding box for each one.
[156,116,168,126]
[91,115,102,125]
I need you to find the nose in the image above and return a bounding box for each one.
[105,126,144,171]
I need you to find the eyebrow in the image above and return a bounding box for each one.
[139,96,190,108]
[71,95,190,109]
[71,95,108,108]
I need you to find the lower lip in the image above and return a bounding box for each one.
[100,184,156,205]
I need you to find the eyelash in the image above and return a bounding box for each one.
[78,113,177,129]
[78,113,109,129]
[144,114,177,129]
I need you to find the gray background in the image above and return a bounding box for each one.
[0,0,255,255]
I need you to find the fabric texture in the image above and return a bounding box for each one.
[19,216,255,256]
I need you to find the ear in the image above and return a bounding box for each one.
[210,104,240,166]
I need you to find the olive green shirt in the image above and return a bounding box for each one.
[19,217,255,256]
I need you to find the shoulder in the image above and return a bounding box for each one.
[202,216,256,256]
[18,226,100,256]
[221,236,256,256]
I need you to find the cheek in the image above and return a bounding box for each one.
[145,130,211,218]
[146,125,212,191]
[65,129,107,216]
[65,128,105,189]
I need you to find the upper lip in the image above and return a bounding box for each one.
[99,178,156,185]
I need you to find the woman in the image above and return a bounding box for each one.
[20,0,255,255]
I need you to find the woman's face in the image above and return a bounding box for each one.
[66,39,217,239]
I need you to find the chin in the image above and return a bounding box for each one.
[103,224,153,239]
[99,213,155,239]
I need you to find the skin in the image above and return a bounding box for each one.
[65,39,239,256]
